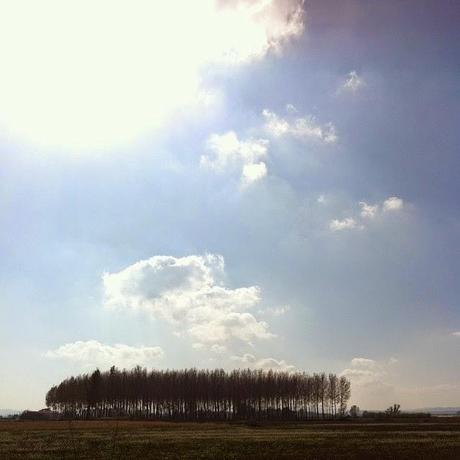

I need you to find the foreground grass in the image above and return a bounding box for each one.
[1,419,460,459]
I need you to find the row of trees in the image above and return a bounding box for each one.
[46,367,351,420]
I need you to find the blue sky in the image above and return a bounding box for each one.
[1,0,460,410]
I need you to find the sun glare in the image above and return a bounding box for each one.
[0,0,303,151]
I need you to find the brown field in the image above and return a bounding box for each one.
[1,418,460,459]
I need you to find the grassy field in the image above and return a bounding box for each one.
[1,418,460,459]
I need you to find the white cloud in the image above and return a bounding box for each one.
[452,332,460,337]
[340,71,365,93]
[341,368,382,386]
[242,162,268,185]
[103,254,273,346]
[383,196,404,211]
[230,353,296,371]
[0,0,305,150]
[262,107,337,143]
[216,0,305,61]
[201,131,269,185]
[264,305,291,317]
[203,104,338,185]
[203,131,269,170]
[256,357,296,372]
[331,196,405,232]
[359,201,379,219]
[329,217,357,231]
[45,340,164,369]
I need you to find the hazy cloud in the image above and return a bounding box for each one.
[342,356,460,409]
[351,357,378,369]
[359,201,379,219]
[317,194,326,204]
[339,70,365,93]
[331,196,405,232]
[341,357,401,408]
[262,107,337,143]
[45,340,164,368]
[264,305,291,317]
[230,353,296,371]
[329,217,358,231]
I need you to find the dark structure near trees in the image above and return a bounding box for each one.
[19,409,59,421]
[46,367,351,421]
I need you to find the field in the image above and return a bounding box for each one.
[1,418,460,459]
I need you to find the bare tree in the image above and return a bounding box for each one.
[46,367,351,421]
[385,404,401,416]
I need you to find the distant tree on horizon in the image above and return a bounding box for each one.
[385,404,401,416]
[349,405,359,417]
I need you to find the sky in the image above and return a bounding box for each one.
[1,0,460,411]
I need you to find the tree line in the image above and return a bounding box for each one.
[46,366,351,421]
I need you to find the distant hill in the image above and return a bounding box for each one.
[415,407,460,415]
[0,409,20,417]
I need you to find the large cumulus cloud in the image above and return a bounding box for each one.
[103,254,273,346]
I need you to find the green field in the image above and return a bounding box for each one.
[1,419,460,459]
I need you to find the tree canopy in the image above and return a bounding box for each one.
[46,367,351,421]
